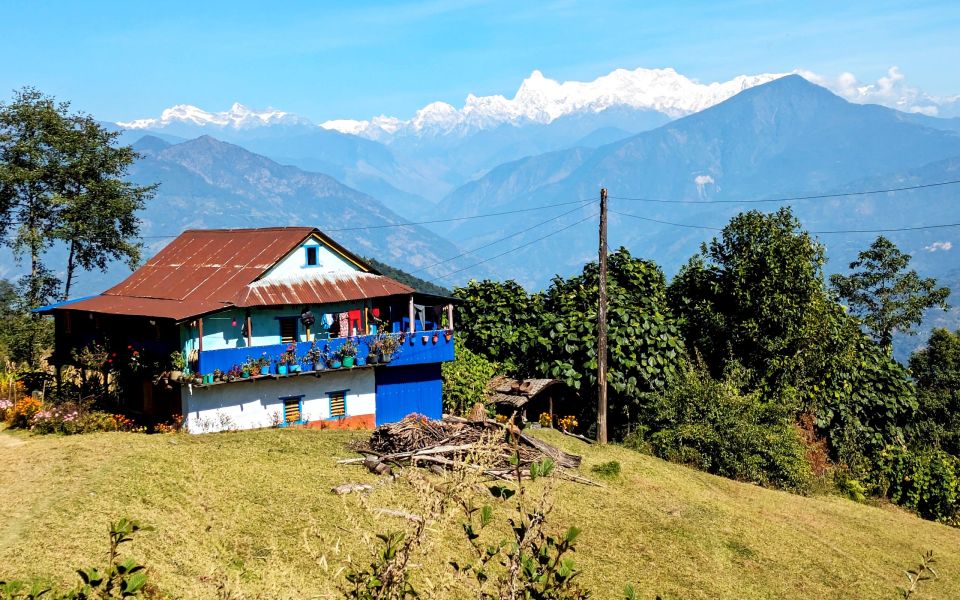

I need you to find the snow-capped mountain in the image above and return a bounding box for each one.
[322,68,789,140]
[118,102,313,131]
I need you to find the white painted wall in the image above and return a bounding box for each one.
[181,368,375,433]
[262,235,361,282]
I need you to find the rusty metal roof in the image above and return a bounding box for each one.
[45,227,414,321]
[233,271,413,307]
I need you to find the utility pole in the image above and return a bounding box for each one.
[597,187,608,444]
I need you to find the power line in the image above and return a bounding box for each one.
[132,197,595,239]
[408,201,593,275]
[609,179,960,205]
[610,209,721,231]
[430,212,599,282]
[611,208,960,235]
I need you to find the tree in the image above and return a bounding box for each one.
[668,207,830,394]
[830,236,950,352]
[537,247,685,437]
[0,87,155,305]
[909,328,960,454]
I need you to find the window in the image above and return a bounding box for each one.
[305,246,319,266]
[279,317,298,344]
[328,390,347,417]
[282,396,303,425]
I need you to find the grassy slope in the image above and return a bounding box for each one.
[1,427,958,599]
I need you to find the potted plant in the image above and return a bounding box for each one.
[366,338,380,365]
[338,338,358,368]
[258,353,271,375]
[277,360,288,376]
[213,368,223,382]
[378,333,400,364]
[444,329,453,342]
[169,351,185,381]
[432,333,439,344]
[279,344,298,373]
[303,341,325,371]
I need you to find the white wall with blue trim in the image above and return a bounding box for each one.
[181,368,374,433]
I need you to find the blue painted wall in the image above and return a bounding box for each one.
[374,363,443,426]
[196,330,455,376]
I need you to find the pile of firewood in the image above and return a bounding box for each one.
[337,414,599,486]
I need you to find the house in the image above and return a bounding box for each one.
[487,378,579,425]
[38,227,457,433]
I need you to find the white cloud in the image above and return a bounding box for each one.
[925,241,952,252]
[797,66,955,117]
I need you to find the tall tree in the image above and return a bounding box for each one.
[668,207,829,393]
[0,87,155,364]
[830,236,950,352]
[0,87,155,304]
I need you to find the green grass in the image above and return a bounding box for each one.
[1,427,959,599]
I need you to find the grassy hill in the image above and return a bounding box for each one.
[1,427,958,599]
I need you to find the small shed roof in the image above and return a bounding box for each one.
[488,378,566,407]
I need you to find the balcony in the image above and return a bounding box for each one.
[195,330,454,380]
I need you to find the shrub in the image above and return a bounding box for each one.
[441,346,499,416]
[6,397,41,429]
[635,360,812,493]
[591,460,622,478]
[878,447,959,525]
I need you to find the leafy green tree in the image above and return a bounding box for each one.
[668,207,829,394]
[453,279,542,376]
[442,346,500,416]
[830,236,950,352]
[0,87,155,305]
[538,247,685,436]
[909,328,960,454]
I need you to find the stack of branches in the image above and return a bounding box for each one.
[340,414,599,486]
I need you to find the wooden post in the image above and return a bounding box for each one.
[197,318,204,353]
[246,313,253,346]
[408,295,415,334]
[597,187,608,444]
[446,303,454,330]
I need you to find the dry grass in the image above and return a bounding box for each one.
[1,426,959,599]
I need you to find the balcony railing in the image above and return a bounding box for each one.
[196,330,454,378]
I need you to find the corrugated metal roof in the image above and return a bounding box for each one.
[46,227,415,321]
[106,227,314,302]
[233,271,413,307]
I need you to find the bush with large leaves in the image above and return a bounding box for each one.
[909,327,960,455]
[537,248,685,437]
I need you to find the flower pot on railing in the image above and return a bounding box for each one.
[367,353,379,365]
[290,364,301,373]
[379,352,392,365]
[444,330,452,342]
[331,359,342,369]
[261,364,271,375]
[278,364,288,375]
[170,370,183,382]
[342,356,355,368]
[355,355,366,367]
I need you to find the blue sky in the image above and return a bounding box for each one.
[1,0,957,122]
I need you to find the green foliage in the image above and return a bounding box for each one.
[668,207,829,394]
[0,278,52,367]
[909,328,960,455]
[453,443,590,600]
[831,236,950,352]
[441,346,499,416]
[0,517,150,599]
[343,531,419,599]
[0,87,155,320]
[815,321,917,475]
[879,447,959,525]
[632,360,812,492]
[538,248,685,436]
[453,279,542,376]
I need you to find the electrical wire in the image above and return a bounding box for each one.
[430,212,599,282]
[407,201,593,275]
[611,208,960,235]
[609,179,960,205]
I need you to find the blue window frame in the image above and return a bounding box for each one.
[304,245,319,267]
[279,395,305,426]
[328,389,348,418]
